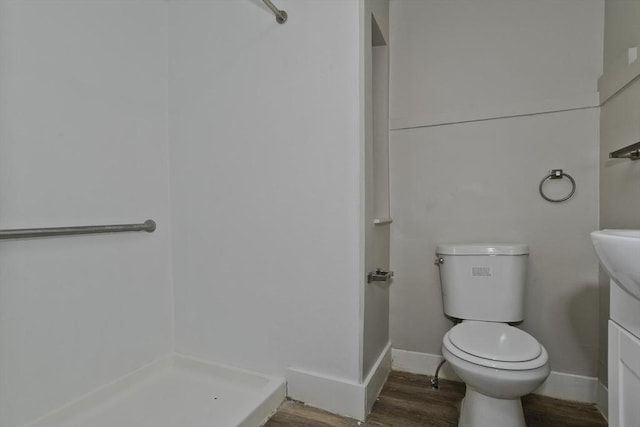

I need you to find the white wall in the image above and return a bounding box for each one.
[388,0,603,378]
[168,0,363,382]
[598,0,640,386]
[0,2,173,427]
[0,1,371,422]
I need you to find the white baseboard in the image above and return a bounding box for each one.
[534,371,598,403]
[596,382,608,422]
[364,342,392,417]
[391,349,599,403]
[286,342,391,421]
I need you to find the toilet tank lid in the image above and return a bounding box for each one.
[436,243,529,255]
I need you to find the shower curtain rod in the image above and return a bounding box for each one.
[0,219,156,240]
[263,0,287,24]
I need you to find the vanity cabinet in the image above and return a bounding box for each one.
[608,280,640,427]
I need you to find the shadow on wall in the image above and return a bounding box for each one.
[567,283,600,374]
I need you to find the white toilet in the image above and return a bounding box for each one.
[436,243,550,427]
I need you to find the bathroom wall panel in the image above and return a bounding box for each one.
[389,109,601,377]
[168,0,362,381]
[0,2,173,427]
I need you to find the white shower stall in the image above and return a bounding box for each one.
[0,1,391,426]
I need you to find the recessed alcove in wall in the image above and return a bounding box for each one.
[371,15,390,223]
[362,9,392,389]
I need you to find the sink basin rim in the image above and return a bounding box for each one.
[591,229,640,300]
[594,229,640,238]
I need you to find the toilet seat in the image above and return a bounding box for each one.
[449,321,541,362]
[443,322,548,371]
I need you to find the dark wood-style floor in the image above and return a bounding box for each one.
[264,371,608,427]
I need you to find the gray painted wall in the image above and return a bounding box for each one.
[388,0,603,378]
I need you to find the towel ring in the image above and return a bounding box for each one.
[539,169,576,203]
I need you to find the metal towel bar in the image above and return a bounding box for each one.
[610,141,640,160]
[0,219,156,240]
[539,169,576,203]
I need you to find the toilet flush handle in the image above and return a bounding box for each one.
[434,257,444,266]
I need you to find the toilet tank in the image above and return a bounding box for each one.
[436,244,529,322]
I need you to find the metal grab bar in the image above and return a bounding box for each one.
[262,0,287,24]
[0,219,156,240]
[610,141,640,160]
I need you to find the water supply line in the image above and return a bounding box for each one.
[262,0,287,24]
[430,359,447,390]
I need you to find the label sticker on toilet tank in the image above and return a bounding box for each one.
[472,267,492,277]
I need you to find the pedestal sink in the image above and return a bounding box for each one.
[591,230,640,298]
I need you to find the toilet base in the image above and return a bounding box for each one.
[458,387,526,427]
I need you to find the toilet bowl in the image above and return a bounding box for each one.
[435,243,550,426]
[442,321,550,427]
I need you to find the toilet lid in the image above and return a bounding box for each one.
[448,321,542,362]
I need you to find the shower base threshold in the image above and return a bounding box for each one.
[28,354,286,427]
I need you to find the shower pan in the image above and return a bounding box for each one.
[27,355,284,427]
